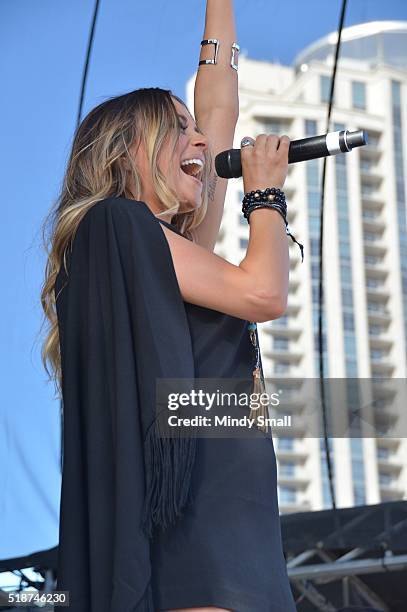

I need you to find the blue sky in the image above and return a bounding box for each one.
[1,0,407,558]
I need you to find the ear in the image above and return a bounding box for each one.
[122,138,142,172]
[121,155,132,171]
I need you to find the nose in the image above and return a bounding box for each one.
[191,130,209,153]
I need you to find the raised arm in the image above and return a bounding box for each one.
[191,0,239,250]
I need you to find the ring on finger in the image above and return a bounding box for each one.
[241,137,255,148]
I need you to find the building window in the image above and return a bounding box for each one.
[311,262,320,279]
[279,461,296,477]
[274,337,289,351]
[320,75,331,103]
[352,81,366,109]
[342,288,354,308]
[354,486,366,505]
[312,285,319,304]
[344,334,357,357]
[341,264,352,283]
[257,117,291,135]
[314,330,327,350]
[368,303,387,314]
[352,459,365,480]
[377,447,390,460]
[361,183,376,196]
[364,232,378,243]
[274,314,288,327]
[346,359,358,376]
[379,473,392,486]
[365,255,380,265]
[277,437,294,451]
[278,485,297,504]
[305,119,318,137]
[338,218,350,237]
[275,361,291,374]
[343,312,355,331]
[310,238,319,256]
[308,190,320,210]
[239,237,249,249]
[309,214,320,234]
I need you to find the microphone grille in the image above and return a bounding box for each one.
[215,149,242,179]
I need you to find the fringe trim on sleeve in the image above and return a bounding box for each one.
[141,415,197,539]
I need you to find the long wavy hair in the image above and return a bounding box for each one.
[40,87,213,398]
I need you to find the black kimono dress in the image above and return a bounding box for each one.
[151,219,297,612]
[55,197,296,612]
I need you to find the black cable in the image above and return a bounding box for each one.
[318,0,348,511]
[76,0,101,129]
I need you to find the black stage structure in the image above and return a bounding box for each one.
[1,500,406,611]
[281,500,407,611]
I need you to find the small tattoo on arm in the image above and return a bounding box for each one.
[208,174,218,201]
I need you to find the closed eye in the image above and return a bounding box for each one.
[179,122,188,132]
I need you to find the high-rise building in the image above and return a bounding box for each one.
[187,21,407,513]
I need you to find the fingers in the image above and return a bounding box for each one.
[278,134,290,151]
[240,135,255,160]
[240,136,255,148]
[265,134,280,155]
[241,133,290,156]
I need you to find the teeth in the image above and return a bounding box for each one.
[181,158,204,167]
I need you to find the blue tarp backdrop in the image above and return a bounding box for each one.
[0,403,61,560]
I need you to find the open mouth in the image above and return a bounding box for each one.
[180,159,204,184]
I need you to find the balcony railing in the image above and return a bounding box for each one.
[367,304,391,323]
[364,255,385,267]
[368,303,389,314]
[362,210,379,220]
[364,232,383,243]
[366,279,384,289]
[366,281,389,301]
[360,160,378,172]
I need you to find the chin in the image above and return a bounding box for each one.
[179,195,202,214]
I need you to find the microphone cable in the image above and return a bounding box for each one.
[318,0,349,510]
[76,0,101,129]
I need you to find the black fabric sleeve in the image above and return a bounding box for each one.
[55,197,196,612]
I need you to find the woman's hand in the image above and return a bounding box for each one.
[241,134,290,194]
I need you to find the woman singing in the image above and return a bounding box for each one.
[40,1,297,610]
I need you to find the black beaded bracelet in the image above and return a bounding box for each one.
[243,186,286,202]
[242,187,287,218]
[242,187,286,219]
[241,187,304,262]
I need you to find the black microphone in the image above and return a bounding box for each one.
[215,129,368,179]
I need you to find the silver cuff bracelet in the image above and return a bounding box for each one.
[230,42,240,71]
[199,39,220,66]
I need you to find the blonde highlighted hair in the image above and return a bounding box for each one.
[40,87,213,398]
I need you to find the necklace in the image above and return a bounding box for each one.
[247,322,270,433]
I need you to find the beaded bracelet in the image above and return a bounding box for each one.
[242,187,286,214]
[241,187,304,262]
